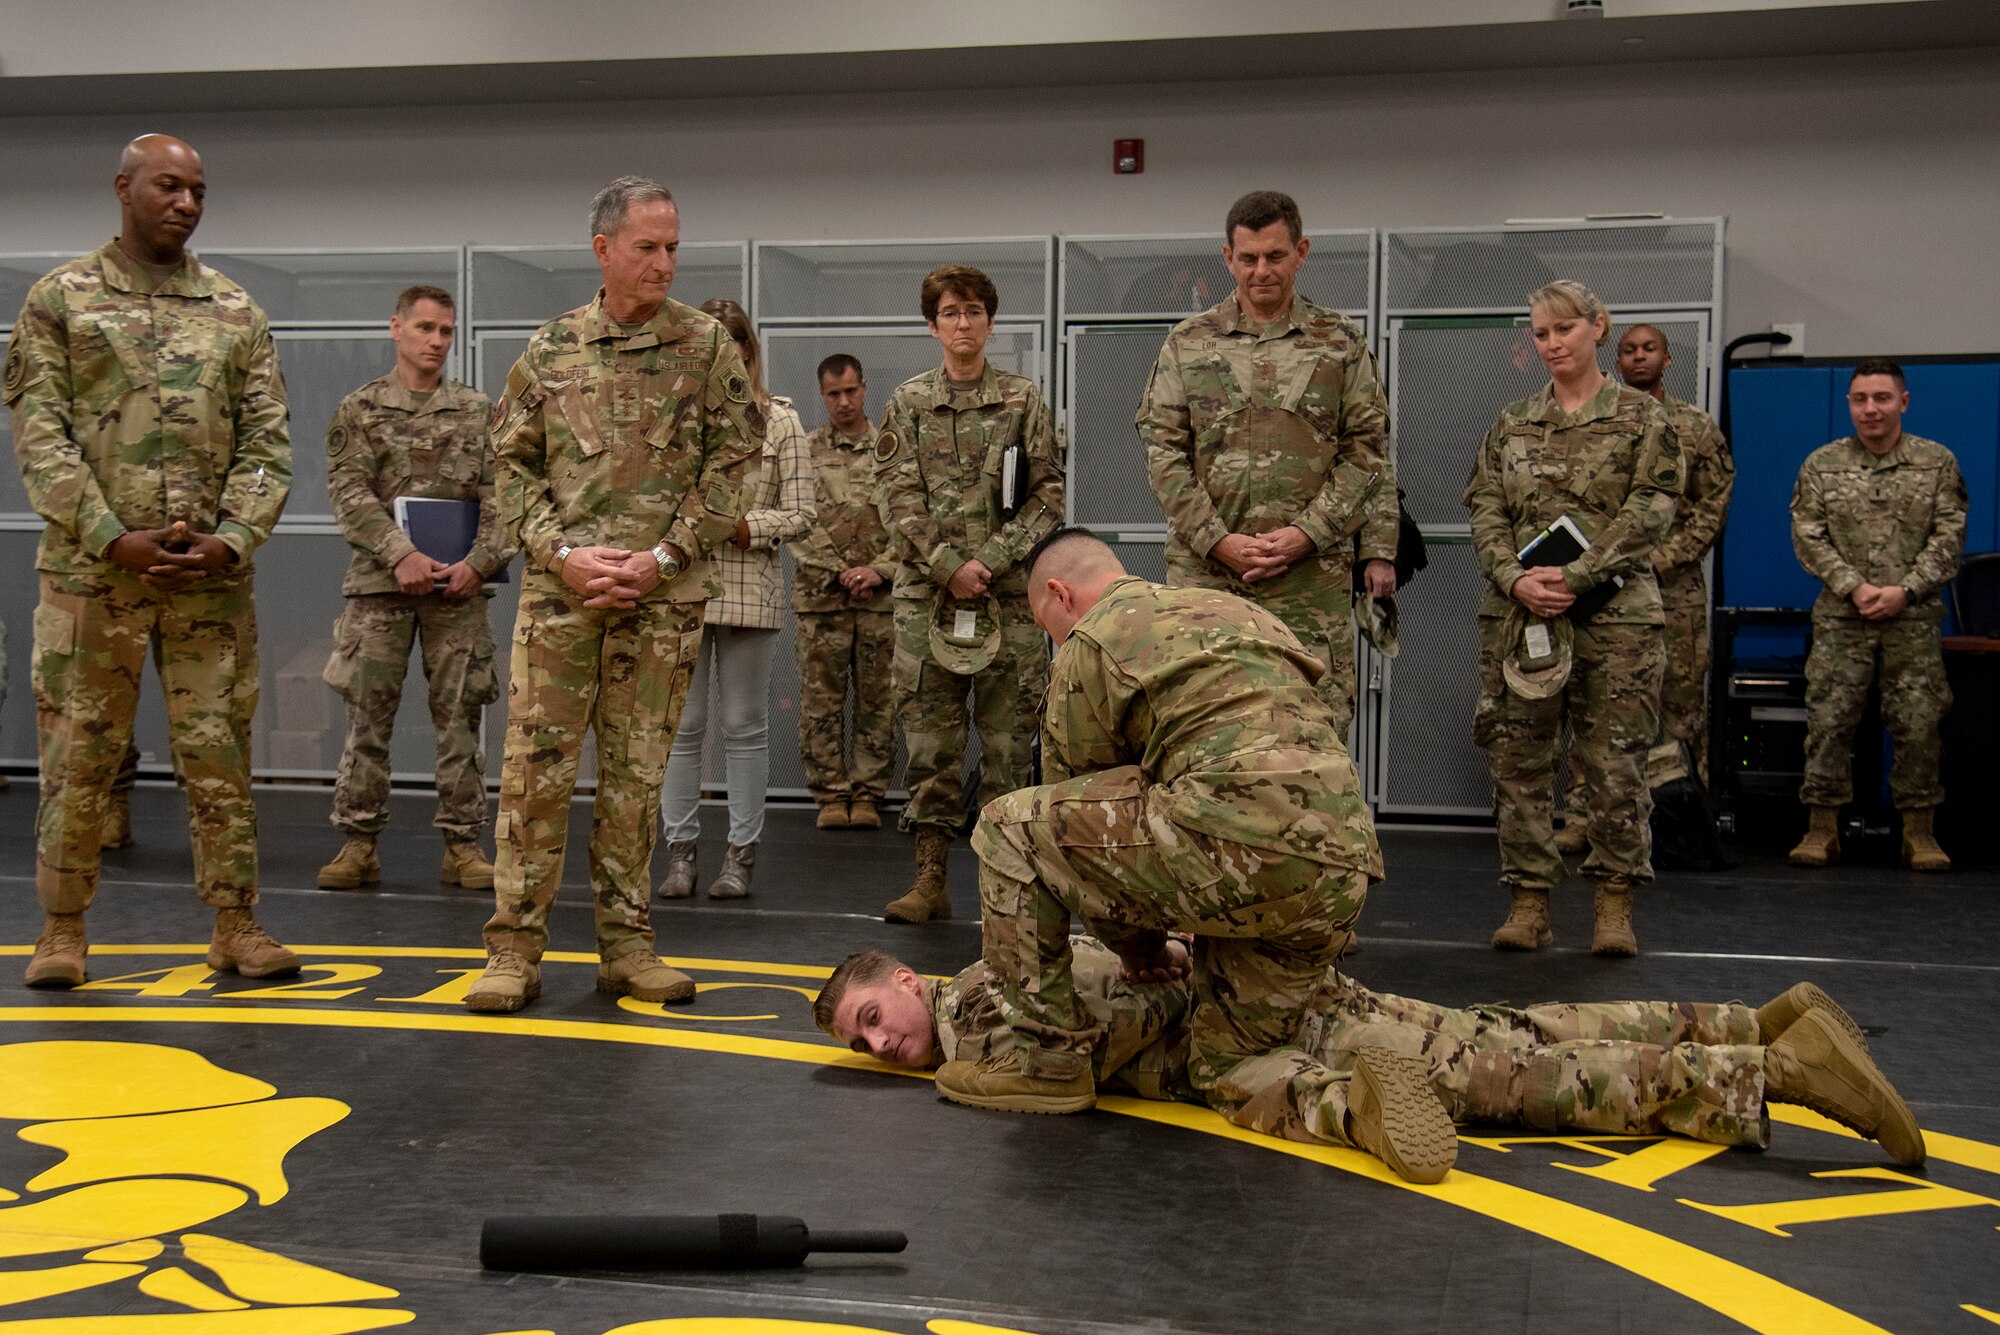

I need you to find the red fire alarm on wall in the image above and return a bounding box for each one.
[1114,139,1144,174]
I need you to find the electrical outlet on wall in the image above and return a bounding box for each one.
[1773,322,1806,357]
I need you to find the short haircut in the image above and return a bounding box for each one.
[1850,358,1907,388]
[817,352,865,384]
[812,949,905,1035]
[1225,190,1304,246]
[1528,279,1611,347]
[1026,524,1114,580]
[394,284,455,317]
[589,175,674,241]
[920,264,999,323]
[1619,323,1666,348]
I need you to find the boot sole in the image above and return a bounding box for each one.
[1349,1047,1458,1184]
[1765,984,1870,1054]
[24,966,85,989]
[936,1084,1096,1115]
[1490,931,1552,951]
[440,870,495,889]
[706,887,750,900]
[317,870,381,889]
[597,974,696,1004]
[206,951,302,980]
[1591,940,1639,957]
[468,980,541,1013]
[1780,1015,1926,1167]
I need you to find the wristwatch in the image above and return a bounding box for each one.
[552,544,574,573]
[651,543,682,582]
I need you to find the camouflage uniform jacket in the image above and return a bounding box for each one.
[1791,432,1966,622]
[1047,576,1384,875]
[793,421,896,613]
[326,373,512,596]
[1652,395,1734,585]
[1463,378,1682,625]
[876,362,1064,599]
[1136,294,1397,574]
[5,240,291,573]
[492,290,761,602]
[932,937,1192,1099]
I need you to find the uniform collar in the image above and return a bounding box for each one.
[825,421,878,450]
[1848,432,1910,468]
[1528,376,1623,427]
[97,239,215,299]
[1219,292,1309,338]
[373,374,468,416]
[926,361,1005,410]
[579,288,686,347]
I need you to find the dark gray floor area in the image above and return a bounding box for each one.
[2,782,1996,1335]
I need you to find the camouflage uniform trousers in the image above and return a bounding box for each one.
[1167,554,1358,734]
[892,594,1049,834]
[31,567,261,913]
[1235,978,1769,1151]
[1659,563,1712,782]
[1799,613,1950,809]
[794,608,896,805]
[323,593,500,840]
[482,570,706,964]
[973,763,1367,1127]
[1475,617,1664,890]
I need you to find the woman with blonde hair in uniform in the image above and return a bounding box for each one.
[655,299,816,900]
[1462,279,1681,956]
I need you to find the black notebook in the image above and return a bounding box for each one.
[394,497,509,584]
[1517,514,1617,621]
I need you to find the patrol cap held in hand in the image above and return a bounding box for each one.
[1501,605,1572,700]
[929,591,1004,675]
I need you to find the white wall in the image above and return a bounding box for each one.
[5,45,1998,355]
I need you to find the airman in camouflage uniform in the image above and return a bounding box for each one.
[318,286,514,893]
[465,177,760,1014]
[936,533,1454,1174]
[1561,327,1734,853]
[876,265,1064,923]
[1789,359,1965,872]
[7,135,299,989]
[820,940,1925,1168]
[1466,282,1681,958]
[1136,191,1399,733]
[792,354,898,831]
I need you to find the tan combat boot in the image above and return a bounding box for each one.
[1344,1046,1459,1185]
[656,840,697,900]
[466,949,541,1013]
[1490,888,1552,950]
[1765,1010,1924,1166]
[25,913,88,989]
[1789,806,1841,867]
[1554,817,1588,857]
[884,832,952,923]
[1758,982,1868,1054]
[100,790,133,850]
[597,949,696,1003]
[207,908,301,979]
[936,1048,1095,1115]
[816,801,852,830]
[708,843,755,900]
[316,835,380,889]
[846,797,882,830]
[1900,808,1951,873]
[440,839,495,890]
[1590,878,1639,957]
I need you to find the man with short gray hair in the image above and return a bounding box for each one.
[465,175,762,1013]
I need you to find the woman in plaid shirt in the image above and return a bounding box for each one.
[655,299,817,900]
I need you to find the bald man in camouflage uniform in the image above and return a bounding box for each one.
[935,532,1463,1178]
[466,177,760,1013]
[1137,190,1398,733]
[877,264,1064,924]
[1789,359,1966,873]
[793,354,898,832]
[8,134,299,988]
[819,938,1923,1171]
[318,286,513,893]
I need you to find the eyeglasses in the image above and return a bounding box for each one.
[934,306,988,325]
